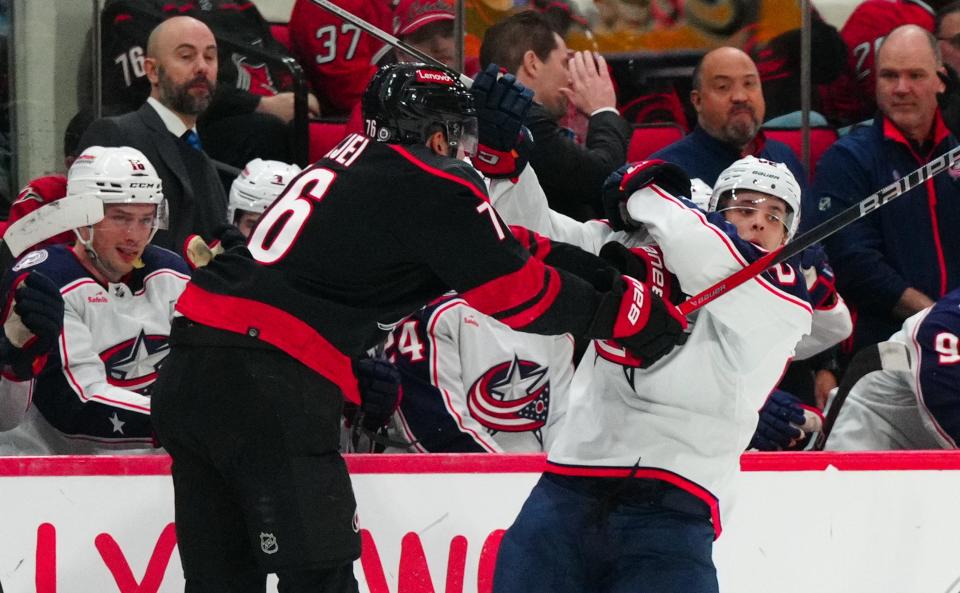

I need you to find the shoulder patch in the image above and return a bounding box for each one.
[12,249,49,271]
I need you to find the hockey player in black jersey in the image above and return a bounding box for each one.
[151,62,687,593]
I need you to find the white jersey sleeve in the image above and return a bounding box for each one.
[488,165,624,253]
[794,296,853,360]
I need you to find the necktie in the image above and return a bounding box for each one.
[182,129,203,152]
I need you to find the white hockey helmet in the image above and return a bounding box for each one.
[228,159,302,223]
[709,156,801,241]
[66,145,168,230]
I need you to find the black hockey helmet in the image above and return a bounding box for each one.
[362,62,478,157]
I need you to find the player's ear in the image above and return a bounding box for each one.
[425,129,450,157]
[690,89,702,113]
[144,56,160,86]
[521,49,540,79]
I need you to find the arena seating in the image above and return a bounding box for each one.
[763,127,840,180]
[626,123,686,161]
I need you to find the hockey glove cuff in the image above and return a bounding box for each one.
[210,224,248,252]
[354,357,402,431]
[602,160,692,230]
[800,244,839,309]
[474,127,533,180]
[599,242,683,306]
[589,274,687,368]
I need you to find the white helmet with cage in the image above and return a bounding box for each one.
[228,159,302,223]
[709,156,802,241]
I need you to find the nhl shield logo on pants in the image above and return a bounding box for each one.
[260,532,279,555]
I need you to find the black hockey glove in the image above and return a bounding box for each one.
[470,63,535,180]
[211,224,248,252]
[353,357,402,431]
[3,271,64,379]
[588,273,687,368]
[598,241,683,306]
[750,389,823,451]
[601,160,692,230]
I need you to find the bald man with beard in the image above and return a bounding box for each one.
[652,47,807,194]
[79,15,228,251]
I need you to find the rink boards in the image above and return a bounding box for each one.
[1,452,959,593]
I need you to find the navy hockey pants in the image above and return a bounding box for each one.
[493,473,718,593]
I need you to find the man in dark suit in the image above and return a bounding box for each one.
[79,15,227,252]
[479,11,631,221]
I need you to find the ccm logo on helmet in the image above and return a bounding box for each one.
[129,182,159,188]
[415,69,454,85]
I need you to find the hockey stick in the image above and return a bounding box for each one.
[309,0,473,87]
[3,195,104,257]
[645,144,960,316]
[811,341,911,450]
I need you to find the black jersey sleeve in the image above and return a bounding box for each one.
[384,146,608,338]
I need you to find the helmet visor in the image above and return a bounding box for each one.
[716,192,791,234]
[97,199,169,233]
[446,116,478,158]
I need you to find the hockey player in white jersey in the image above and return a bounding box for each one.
[377,288,575,453]
[489,157,850,451]
[227,158,302,238]
[824,285,960,450]
[492,157,819,593]
[0,146,190,454]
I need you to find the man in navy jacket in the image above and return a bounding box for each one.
[652,47,808,193]
[811,25,960,354]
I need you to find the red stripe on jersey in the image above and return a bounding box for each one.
[498,266,562,328]
[389,145,490,204]
[460,256,547,317]
[509,226,552,261]
[545,461,722,539]
[175,283,361,403]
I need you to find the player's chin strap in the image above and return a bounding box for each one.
[72,227,147,281]
[73,227,109,276]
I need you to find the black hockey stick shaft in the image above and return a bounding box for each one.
[309,0,473,87]
[678,144,960,316]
